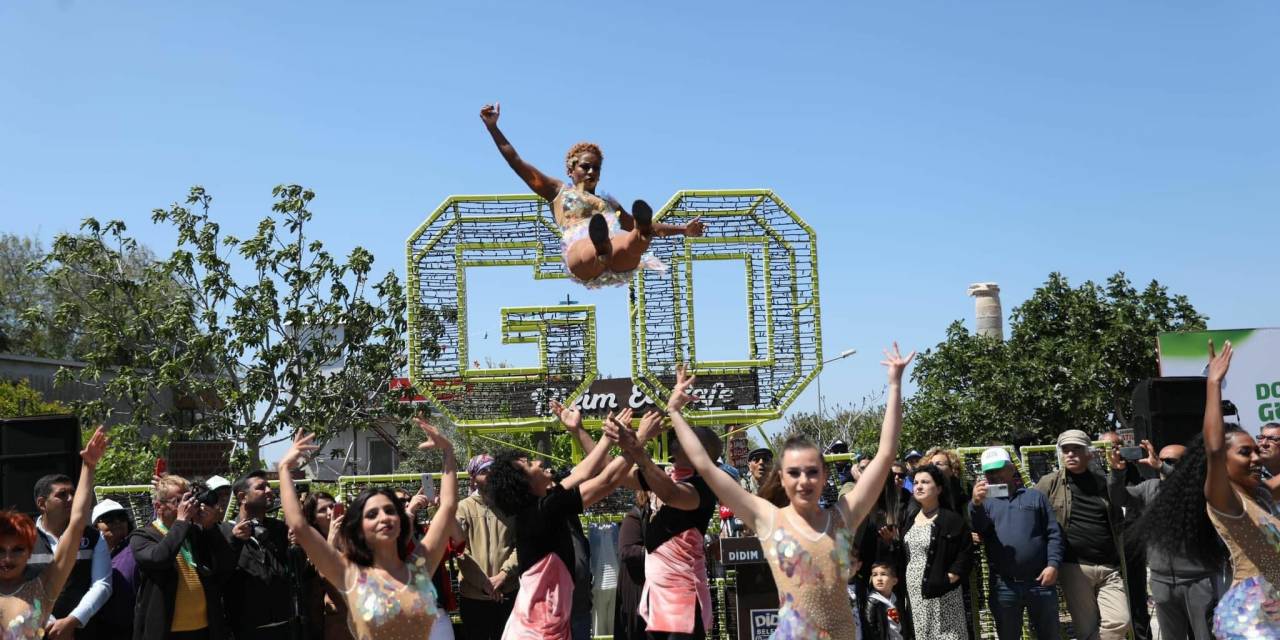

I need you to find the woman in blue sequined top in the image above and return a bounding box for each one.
[480,102,704,287]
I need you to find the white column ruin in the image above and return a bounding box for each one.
[967,282,1004,340]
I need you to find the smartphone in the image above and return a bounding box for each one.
[332,502,345,520]
[154,458,167,477]
[987,483,1010,498]
[1119,446,1144,461]
[420,473,435,501]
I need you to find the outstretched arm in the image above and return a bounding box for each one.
[415,418,459,572]
[666,367,775,533]
[841,344,915,530]
[279,432,350,591]
[560,410,622,492]
[619,411,701,510]
[1203,340,1243,515]
[43,425,109,598]
[480,103,562,201]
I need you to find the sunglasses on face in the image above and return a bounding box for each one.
[1160,457,1181,465]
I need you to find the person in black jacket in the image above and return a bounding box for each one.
[221,470,295,639]
[613,497,647,640]
[129,474,234,640]
[895,464,973,640]
[862,561,911,640]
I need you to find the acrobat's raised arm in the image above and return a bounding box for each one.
[480,102,562,201]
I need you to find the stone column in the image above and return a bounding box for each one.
[967,282,1003,340]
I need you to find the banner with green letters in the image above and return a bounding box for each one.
[1158,328,1280,432]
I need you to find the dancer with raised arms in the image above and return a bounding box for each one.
[665,344,914,638]
[484,403,640,640]
[1201,340,1280,639]
[0,425,109,639]
[279,417,457,640]
[479,102,704,288]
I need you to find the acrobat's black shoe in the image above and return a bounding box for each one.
[589,213,612,259]
[632,199,654,235]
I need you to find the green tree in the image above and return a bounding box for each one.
[33,185,413,468]
[906,271,1207,447]
[781,392,888,456]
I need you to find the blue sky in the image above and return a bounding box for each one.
[3,2,1277,460]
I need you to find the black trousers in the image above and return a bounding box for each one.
[1126,547,1151,640]
[645,603,706,640]
[460,595,516,640]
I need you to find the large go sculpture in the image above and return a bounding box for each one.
[405,189,824,438]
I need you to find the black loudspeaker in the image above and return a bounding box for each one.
[0,414,82,516]
[1131,377,1207,452]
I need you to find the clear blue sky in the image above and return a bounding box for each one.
[3,2,1277,460]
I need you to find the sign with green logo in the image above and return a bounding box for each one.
[1158,328,1280,431]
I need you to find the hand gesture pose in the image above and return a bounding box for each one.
[479,102,500,128]
[1108,445,1128,471]
[667,366,699,413]
[280,431,319,471]
[637,409,665,442]
[881,342,916,383]
[684,217,705,237]
[415,415,454,453]
[971,478,989,506]
[1136,440,1161,470]
[1207,339,1232,384]
[81,425,109,468]
[550,400,584,432]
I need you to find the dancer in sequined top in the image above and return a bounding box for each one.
[665,344,915,639]
[0,426,109,640]
[1201,340,1280,639]
[280,418,458,640]
[480,102,704,288]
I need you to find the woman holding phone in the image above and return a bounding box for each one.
[665,345,914,638]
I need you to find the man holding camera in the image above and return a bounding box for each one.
[970,447,1065,639]
[131,473,235,640]
[221,470,296,639]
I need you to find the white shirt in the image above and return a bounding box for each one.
[34,516,113,626]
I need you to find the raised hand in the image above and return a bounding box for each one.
[480,102,501,127]
[80,425,110,469]
[415,416,454,452]
[637,410,665,442]
[667,365,699,412]
[607,407,634,431]
[881,342,916,383]
[1108,444,1127,471]
[175,491,199,523]
[407,490,431,515]
[684,217,705,237]
[550,400,584,432]
[280,431,318,471]
[1137,439,1160,469]
[1207,339,1232,384]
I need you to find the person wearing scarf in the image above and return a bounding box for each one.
[456,453,520,640]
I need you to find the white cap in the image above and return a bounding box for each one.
[980,447,1013,472]
[92,499,128,524]
[206,475,231,491]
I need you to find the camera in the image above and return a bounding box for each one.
[987,483,1010,499]
[1119,446,1144,461]
[191,483,221,507]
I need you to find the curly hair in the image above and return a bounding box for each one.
[0,510,36,550]
[484,449,537,519]
[340,488,414,567]
[924,447,964,479]
[1128,433,1227,567]
[564,141,603,174]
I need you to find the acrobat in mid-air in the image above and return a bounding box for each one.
[480,102,704,288]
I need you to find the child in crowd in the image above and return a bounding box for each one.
[864,561,910,640]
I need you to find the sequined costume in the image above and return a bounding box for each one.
[0,576,49,640]
[341,544,439,640]
[1207,486,1280,639]
[554,186,666,289]
[758,508,858,639]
